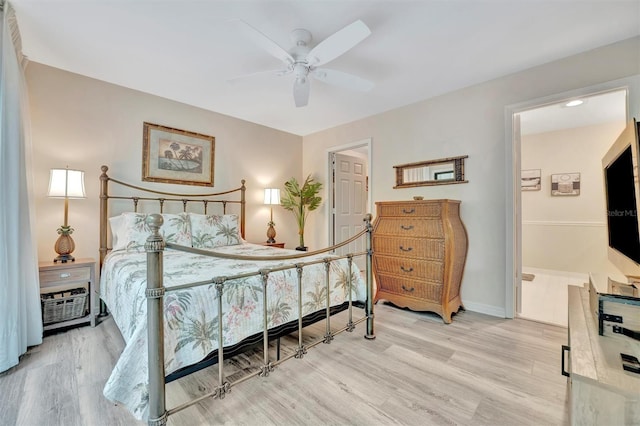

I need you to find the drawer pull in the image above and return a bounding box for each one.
[60,273,71,279]
[402,208,415,214]
[399,246,413,252]
[561,345,570,377]
[400,266,414,273]
[400,225,414,231]
[401,285,415,293]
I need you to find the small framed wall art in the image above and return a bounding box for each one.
[551,172,580,196]
[142,122,215,187]
[521,169,541,191]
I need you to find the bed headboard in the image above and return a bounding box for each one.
[99,165,246,269]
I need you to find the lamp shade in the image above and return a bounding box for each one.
[48,168,86,198]
[263,188,281,205]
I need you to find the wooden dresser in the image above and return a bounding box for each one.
[372,199,468,323]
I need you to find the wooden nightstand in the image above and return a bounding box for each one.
[261,242,285,248]
[39,258,96,331]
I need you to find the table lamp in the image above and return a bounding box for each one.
[48,167,86,262]
[263,188,280,243]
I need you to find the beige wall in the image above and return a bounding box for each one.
[302,37,640,316]
[27,63,303,263]
[521,122,626,274]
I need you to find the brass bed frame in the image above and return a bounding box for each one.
[98,166,376,425]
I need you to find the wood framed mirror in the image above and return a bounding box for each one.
[394,155,468,188]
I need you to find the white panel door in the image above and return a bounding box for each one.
[334,153,367,271]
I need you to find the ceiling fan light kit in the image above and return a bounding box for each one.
[232,19,374,107]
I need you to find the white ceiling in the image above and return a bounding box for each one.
[520,89,628,136]
[10,0,640,136]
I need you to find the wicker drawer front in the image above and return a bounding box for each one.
[375,218,443,238]
[373,236,444,259]
[378,203,442,218]
[373,256,443,282]
[377,273,443,302]
[40,267,90,286]
[41,288,89,324]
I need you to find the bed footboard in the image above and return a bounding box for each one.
[144,213,375,425]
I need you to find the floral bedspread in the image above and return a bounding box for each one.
[100,242,366,420]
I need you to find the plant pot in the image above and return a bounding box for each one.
[295,246,308,251]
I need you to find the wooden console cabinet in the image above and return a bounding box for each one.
[372,199,468,323]
[566,284,640,425]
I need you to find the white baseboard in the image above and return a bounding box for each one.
[463,301,506,318]
[522,220,605,227]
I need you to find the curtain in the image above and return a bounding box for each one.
[0,0,43,373]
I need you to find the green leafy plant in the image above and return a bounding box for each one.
[281,175,322,249]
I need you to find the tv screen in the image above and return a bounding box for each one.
[605,145,640,264]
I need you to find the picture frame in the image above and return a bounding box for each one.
[521,169,541,191]
[142,122,215,187]
[551,172,580,196]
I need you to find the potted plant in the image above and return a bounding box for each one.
[281,175,322,251]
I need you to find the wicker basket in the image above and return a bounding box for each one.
[41,287,88,324]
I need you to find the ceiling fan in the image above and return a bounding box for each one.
[230,19,374,107]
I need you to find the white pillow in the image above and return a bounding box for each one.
[108,214,125,250]
[189,213,242,249]
[111,212,192,252]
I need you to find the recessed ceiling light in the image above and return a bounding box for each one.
[565,100,584,107]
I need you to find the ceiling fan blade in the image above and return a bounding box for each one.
[227,68,292,84]
[312,68,374,92]
[307,20,371,66]
[293,79,310,107]
[233,19,294,65]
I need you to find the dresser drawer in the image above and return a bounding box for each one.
[40,266,91,286]
[376,273,443,302]
[374,218,444,238]
[373,236,444,259]
[378,202,442,218]
[373,256,443,282]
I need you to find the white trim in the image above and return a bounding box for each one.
[505,76,638,319]
[522,220,606,227]
[463,301,506,318]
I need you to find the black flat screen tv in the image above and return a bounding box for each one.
[603,119,640,271]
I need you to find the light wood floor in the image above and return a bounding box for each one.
[0,304,570,425]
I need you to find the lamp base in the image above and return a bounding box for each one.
[54,232,76,263]
[266,224,276,244]
[54,254,76,263]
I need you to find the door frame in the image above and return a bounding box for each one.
[504,77,635,318]
[326,138,373,247]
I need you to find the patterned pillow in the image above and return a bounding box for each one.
[111,212,192,251]
[189,213,241,248]
[160,213,192,247]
